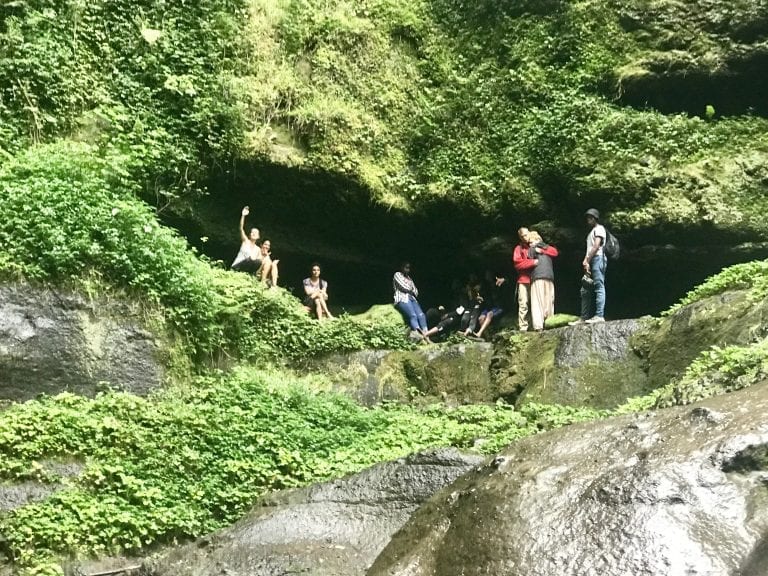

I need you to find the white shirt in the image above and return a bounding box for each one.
[231,240,261,267]
[586,224,606,258]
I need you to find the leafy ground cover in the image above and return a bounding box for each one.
[0,366,604,572]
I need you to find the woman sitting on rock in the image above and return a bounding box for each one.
[303,263,334,320]
[393,262,429,341]
[257,239,279,288]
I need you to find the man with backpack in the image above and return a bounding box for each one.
[570,208,608,325]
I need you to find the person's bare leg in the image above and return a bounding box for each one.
[270,261,279,287]
[320,297,334,319]
[313,299,323,320]
[474,312,493,338]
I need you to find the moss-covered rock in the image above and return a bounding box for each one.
[491,319,654,409]
[637,288,768,390]
[313,341,496,405]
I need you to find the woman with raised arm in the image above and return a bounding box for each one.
[230,206,262,275]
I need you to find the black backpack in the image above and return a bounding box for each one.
[604,229,620,260]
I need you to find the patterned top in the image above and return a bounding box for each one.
[303,277,328,294]
[393,272,418,304]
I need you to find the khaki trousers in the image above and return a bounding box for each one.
[517,282,531,331]
[531,279,555,331]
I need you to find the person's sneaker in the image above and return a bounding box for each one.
[568,319,585,326]
[585,316,605,324]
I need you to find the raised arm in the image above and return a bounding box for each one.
[239,206,249,243]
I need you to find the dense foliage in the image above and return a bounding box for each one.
[0,367,603,571]
[0,141,410,362]
[663,258,768,315]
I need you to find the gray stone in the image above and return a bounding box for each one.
[0,459,83,512]
[143,448,484,576]
[368,380,768,576]
[492,319,654,409]
[0,282,165,402]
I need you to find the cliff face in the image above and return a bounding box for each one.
[0,282,167,402]
[2,0,768,318]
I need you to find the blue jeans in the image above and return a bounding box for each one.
[395,299,427,332]
[580,254,607,319]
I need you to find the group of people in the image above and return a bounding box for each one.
[390,207,610,338]
[393,266,506,343]
[231,205,610,331]
[231,206,333,320]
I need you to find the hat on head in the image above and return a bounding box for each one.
[585,208,600,220]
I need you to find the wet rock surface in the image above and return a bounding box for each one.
[315,342,495,405]
[0,282,165,402]
[368,380,768,576]
[143,448,484,576]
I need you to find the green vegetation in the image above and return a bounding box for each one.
[0,367,602,570]
[663,258,768,315]
[0,141,409,363]
[2,0,768,573]
[653,338,768,407]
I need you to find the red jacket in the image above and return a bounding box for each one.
[513,244,537,284]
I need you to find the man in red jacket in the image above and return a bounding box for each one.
[512,227,538,331]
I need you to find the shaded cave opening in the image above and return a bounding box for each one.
[618,50,768,118]
[163,162,768,322]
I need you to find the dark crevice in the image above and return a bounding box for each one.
[722,444,768,474]
[618,49,768,118]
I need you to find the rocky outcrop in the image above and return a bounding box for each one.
[638,288,768,390]
[314,342,496,405]
[368,380,768,576]
[492,318,653,408]
[0,460,83,512]
[0,282,166,402]
[142,448,484,576]
[318,318,653,409]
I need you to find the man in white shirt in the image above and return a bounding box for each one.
[570,208,607,325]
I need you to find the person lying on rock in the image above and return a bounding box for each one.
[423,303,467,342]
[230,206,262,275]
[303,263,334,320]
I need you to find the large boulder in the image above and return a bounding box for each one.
[368,380,768,576]
[492,319,654,409]
[142,448,484,576]
[0,282,166,402]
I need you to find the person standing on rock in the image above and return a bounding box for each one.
[231,206,262,275]
[510,227,538,331]
[527,231,558,331]
[570,208,607,325]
